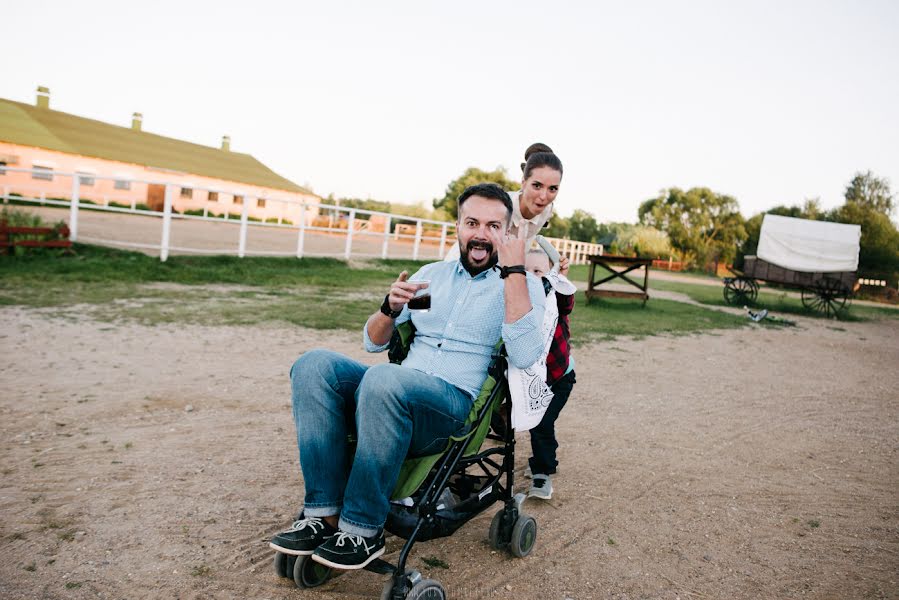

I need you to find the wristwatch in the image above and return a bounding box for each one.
[499,265,527,279]
[380,294,403,319]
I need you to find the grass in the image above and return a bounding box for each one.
[0,245,749,339]
[572,297,745,342]
[4,242,870,341]
[421,556,450,569]
[650,278,898,322]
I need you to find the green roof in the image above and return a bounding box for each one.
[0,97,312,195]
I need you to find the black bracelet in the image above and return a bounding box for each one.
[499,265,527,279]
[380,294,403,318]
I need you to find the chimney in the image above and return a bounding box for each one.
[132,112,143,131]
[221,135,231,152]
[36,86,50,109]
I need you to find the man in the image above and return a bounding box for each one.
[269,183,546,570]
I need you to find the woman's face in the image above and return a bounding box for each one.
[519,166,562,219]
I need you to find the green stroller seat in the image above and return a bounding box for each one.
[274,321,537,599]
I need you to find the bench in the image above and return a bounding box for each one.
[0,220,73,255]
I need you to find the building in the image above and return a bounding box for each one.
[0,87,318,223]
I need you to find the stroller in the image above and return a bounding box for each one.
[272,321,537,599]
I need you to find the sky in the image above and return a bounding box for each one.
[5,0,899,223]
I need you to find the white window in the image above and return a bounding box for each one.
[77,171,95,186]
[232,194,243,205]
[32,165,53,181]
[208,191,219,202]
[180,187,193,198]
[257,198,266,208]
[0,161,6,175]
[114,179,131,190]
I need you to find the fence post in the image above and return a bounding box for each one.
[160,184,173,262]
[69,176,81,242]
[413,220,422,261]
[296,204,306,258]
[438,224,448,258]
[2,185,8,203]
[381,215,392,259]
[344,209,356,260]
[238,196,251,257]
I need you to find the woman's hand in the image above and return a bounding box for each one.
[559,255,570,276]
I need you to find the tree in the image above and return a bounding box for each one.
[617,225,672,258]
[844,171,894,216]
[433,167,520,219]
[543,212,570,239]
[567,209,600,243]
[828,202,899,283]
[639,187,746,267]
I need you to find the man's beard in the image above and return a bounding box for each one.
[459,239,498,276]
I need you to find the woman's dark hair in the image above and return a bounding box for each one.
[520,142,563,180]
[457,183,513,221]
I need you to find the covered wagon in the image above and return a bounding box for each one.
[724,214,861,316]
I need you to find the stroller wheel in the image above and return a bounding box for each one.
[273,551,296,579]
[406,579,447,599]
[510,514,537,558]
[292,555,333,588]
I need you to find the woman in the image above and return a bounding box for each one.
[444,143,567,271]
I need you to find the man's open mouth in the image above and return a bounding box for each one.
[467,241,492,262]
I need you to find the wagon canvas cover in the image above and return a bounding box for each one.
[757,214,861,273]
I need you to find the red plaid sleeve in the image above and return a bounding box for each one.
[545,292,574,384]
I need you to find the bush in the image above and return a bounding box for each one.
[182,209,206,217]
[1,207,44,228]
[1,208,68,256]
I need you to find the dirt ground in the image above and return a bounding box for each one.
[2,298,897,600]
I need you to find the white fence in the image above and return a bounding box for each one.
[1,167,602,263]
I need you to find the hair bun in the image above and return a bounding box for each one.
[524,142,554,161]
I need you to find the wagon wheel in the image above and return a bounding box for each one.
[801,277,850,317]
[723,277,758,306]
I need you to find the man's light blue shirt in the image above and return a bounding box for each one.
[363,260,546,399]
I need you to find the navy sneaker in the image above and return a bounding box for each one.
[269,516,338,556]
[311,529,385,570]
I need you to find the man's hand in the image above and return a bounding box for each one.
[388,271,428,313]
[488,228,532,323]
[488,228,526,267]
[559,255,570,277]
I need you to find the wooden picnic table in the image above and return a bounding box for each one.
[585,254,652,306]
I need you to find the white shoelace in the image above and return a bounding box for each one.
[332,531,374,551]
[287,517,324,533]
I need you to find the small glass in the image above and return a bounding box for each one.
[408,279,431,312]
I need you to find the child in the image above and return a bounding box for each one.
[523,248,577,500]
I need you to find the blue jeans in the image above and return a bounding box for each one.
[290,349,473,537]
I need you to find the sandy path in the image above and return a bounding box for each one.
[1,304,897,599]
